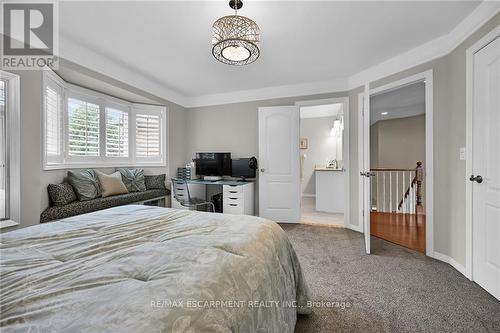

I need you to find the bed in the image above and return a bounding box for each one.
[0,205,310,332]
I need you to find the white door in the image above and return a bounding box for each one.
[361,84,371,254]
[472,36,500,300]
[258,106,300,223]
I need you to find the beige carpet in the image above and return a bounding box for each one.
[280,224,500,333]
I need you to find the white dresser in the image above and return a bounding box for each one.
[171,180,255,215]
[223,182,254,215]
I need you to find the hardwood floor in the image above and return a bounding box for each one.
[370,211,426,253]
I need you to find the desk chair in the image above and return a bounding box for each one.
[171,178,215,212]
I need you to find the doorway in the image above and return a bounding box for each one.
[299,103,345,226]
[369,81,426,252]
[359,70,434,255]
[258,97,350,226]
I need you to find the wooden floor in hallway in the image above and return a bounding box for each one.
[370,211,426,253]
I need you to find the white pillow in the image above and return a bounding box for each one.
[95,171,129,198]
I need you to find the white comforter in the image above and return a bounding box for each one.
[0,205,309,332]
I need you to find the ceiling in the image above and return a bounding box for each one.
[58,1,484,105]
[370,81,425,125]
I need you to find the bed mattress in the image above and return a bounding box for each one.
[0,205,309,332]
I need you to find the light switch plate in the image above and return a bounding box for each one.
[459,147,466,160]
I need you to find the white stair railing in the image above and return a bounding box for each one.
[370,162,423,214]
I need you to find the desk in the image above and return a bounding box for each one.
[171,179,255,215]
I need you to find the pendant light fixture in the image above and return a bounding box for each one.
[212,0,260,65]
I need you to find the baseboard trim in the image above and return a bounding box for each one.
[432,251,469,278]
[347,223,363,233]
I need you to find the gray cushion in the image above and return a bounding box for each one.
[117,168,146,192]
[144,174,166,190]
[40,189,170,223]
[47,183,78,206]
[67,169,101,201]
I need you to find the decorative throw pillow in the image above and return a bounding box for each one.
[144,174,166,190]
[95,171,129,197]
[67,169,101,201]
[47,183,78,206]
[117,168,146,192]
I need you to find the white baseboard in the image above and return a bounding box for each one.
[431,251,469,278]
[301,194,316,198]
[347,223,363,233]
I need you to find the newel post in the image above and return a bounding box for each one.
[415,162,423,206]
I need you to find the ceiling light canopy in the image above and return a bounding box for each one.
[212,0,260,66]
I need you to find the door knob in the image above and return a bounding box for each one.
[469,175,483,183]
[260,168,265,172]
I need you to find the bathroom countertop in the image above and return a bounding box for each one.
[314,167,343,171]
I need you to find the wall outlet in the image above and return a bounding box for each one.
[459,147,466,161]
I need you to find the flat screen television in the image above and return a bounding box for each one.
[231,157,257,180]
[195,153,231,176]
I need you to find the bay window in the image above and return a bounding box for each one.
[43,71,167,169]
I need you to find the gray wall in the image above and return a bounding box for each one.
[184,13,499,268]
[5,60,187,231]
[351,13,500,264]
[185,92,349,213]
[370,115,425,169]
[300,116,340,195]
[6,13,499,268]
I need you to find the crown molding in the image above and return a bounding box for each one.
[58,2,499,108]
[185,78,349,108]
[59,34,188,107]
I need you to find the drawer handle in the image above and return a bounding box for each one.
[229,191,238,193]
[229,204,238,206]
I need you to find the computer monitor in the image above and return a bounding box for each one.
[195,153,231,176]
[231,157,257,180]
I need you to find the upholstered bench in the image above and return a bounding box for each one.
[40,189,170,223]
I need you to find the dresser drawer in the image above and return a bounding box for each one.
[223,202,244,215]
[224,196,242,206]
[223,184,243,191]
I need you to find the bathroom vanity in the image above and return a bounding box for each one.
[315,168,345,213]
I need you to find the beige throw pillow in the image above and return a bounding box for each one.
[95,171,129,198]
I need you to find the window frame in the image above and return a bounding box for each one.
[42,71,168,170]
[0,70,20,228]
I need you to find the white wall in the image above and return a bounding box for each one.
[300,116,341,195]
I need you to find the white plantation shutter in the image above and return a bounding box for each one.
[133,104,166,164]
[135,114,160,157]
[67,98,100,156]
[106,108,129,157]
[44,77,63,165]
[43,70,168,169]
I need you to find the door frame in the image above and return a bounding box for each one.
[357,69,434,256]
[295,97,351,228]
[465,26,500,280]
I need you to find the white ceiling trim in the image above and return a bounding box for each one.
[185,77,348,108]
[59,2,499,108]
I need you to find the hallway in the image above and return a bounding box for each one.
[370,211,426,253]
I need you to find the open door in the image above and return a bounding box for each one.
[360,84,371,254]
[258,106,300,223]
